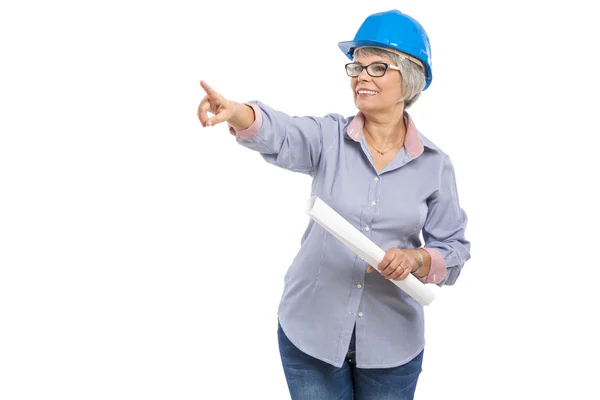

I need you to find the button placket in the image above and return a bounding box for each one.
[364,176,379,236]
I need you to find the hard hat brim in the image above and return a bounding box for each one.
[338,40,391,60]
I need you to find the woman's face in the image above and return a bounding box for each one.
[350,53,404,114]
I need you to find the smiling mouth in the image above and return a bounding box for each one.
[357,90,378,96]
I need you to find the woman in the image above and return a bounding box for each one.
[197,9,471,400]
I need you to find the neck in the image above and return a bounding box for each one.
[362,107,406,145]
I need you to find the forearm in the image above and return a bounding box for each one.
[228,102,256,131]
[230,101,338,174]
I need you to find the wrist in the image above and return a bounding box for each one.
[228,102,255,131]
[411,249,424,276]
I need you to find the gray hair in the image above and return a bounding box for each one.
[353,47,426,109]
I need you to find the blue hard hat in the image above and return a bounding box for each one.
[338,10,433,90]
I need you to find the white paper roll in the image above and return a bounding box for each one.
[305,196,436,306]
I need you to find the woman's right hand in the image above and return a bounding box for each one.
[197,80,237,127]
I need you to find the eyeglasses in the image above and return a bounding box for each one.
[345,62,401,78]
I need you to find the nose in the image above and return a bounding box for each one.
[357,67,371,82]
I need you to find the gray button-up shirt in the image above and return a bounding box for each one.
[231,101,471,368]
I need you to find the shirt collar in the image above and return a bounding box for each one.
[345,111,426,159]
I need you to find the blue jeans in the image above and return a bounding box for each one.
[278,323,423,400]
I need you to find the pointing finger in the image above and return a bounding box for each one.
[200,80,220,100]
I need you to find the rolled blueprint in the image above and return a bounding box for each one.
[305,196,436,306]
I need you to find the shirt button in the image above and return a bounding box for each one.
[373,177,379,182]
[358,312,364,317]
[357,284,362,289]
[371,201,376,206]
[365,226,370,232]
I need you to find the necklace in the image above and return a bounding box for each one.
[363,130,404,155]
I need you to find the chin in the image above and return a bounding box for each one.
[355,101,378,113]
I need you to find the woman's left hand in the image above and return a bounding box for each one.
[367,248,416,280]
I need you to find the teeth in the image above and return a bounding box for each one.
[358,90,377,95]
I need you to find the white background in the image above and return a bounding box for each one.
[1,0,599,399]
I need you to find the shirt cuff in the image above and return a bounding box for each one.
[419,248,447,284]
[228,103,262,139]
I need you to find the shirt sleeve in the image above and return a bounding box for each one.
[421,155,471,285]
[228,101,342,175]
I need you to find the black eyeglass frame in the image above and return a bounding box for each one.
[344,62,402,78]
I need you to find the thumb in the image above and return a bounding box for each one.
[206,104,231,126]
[367,265,374,273]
